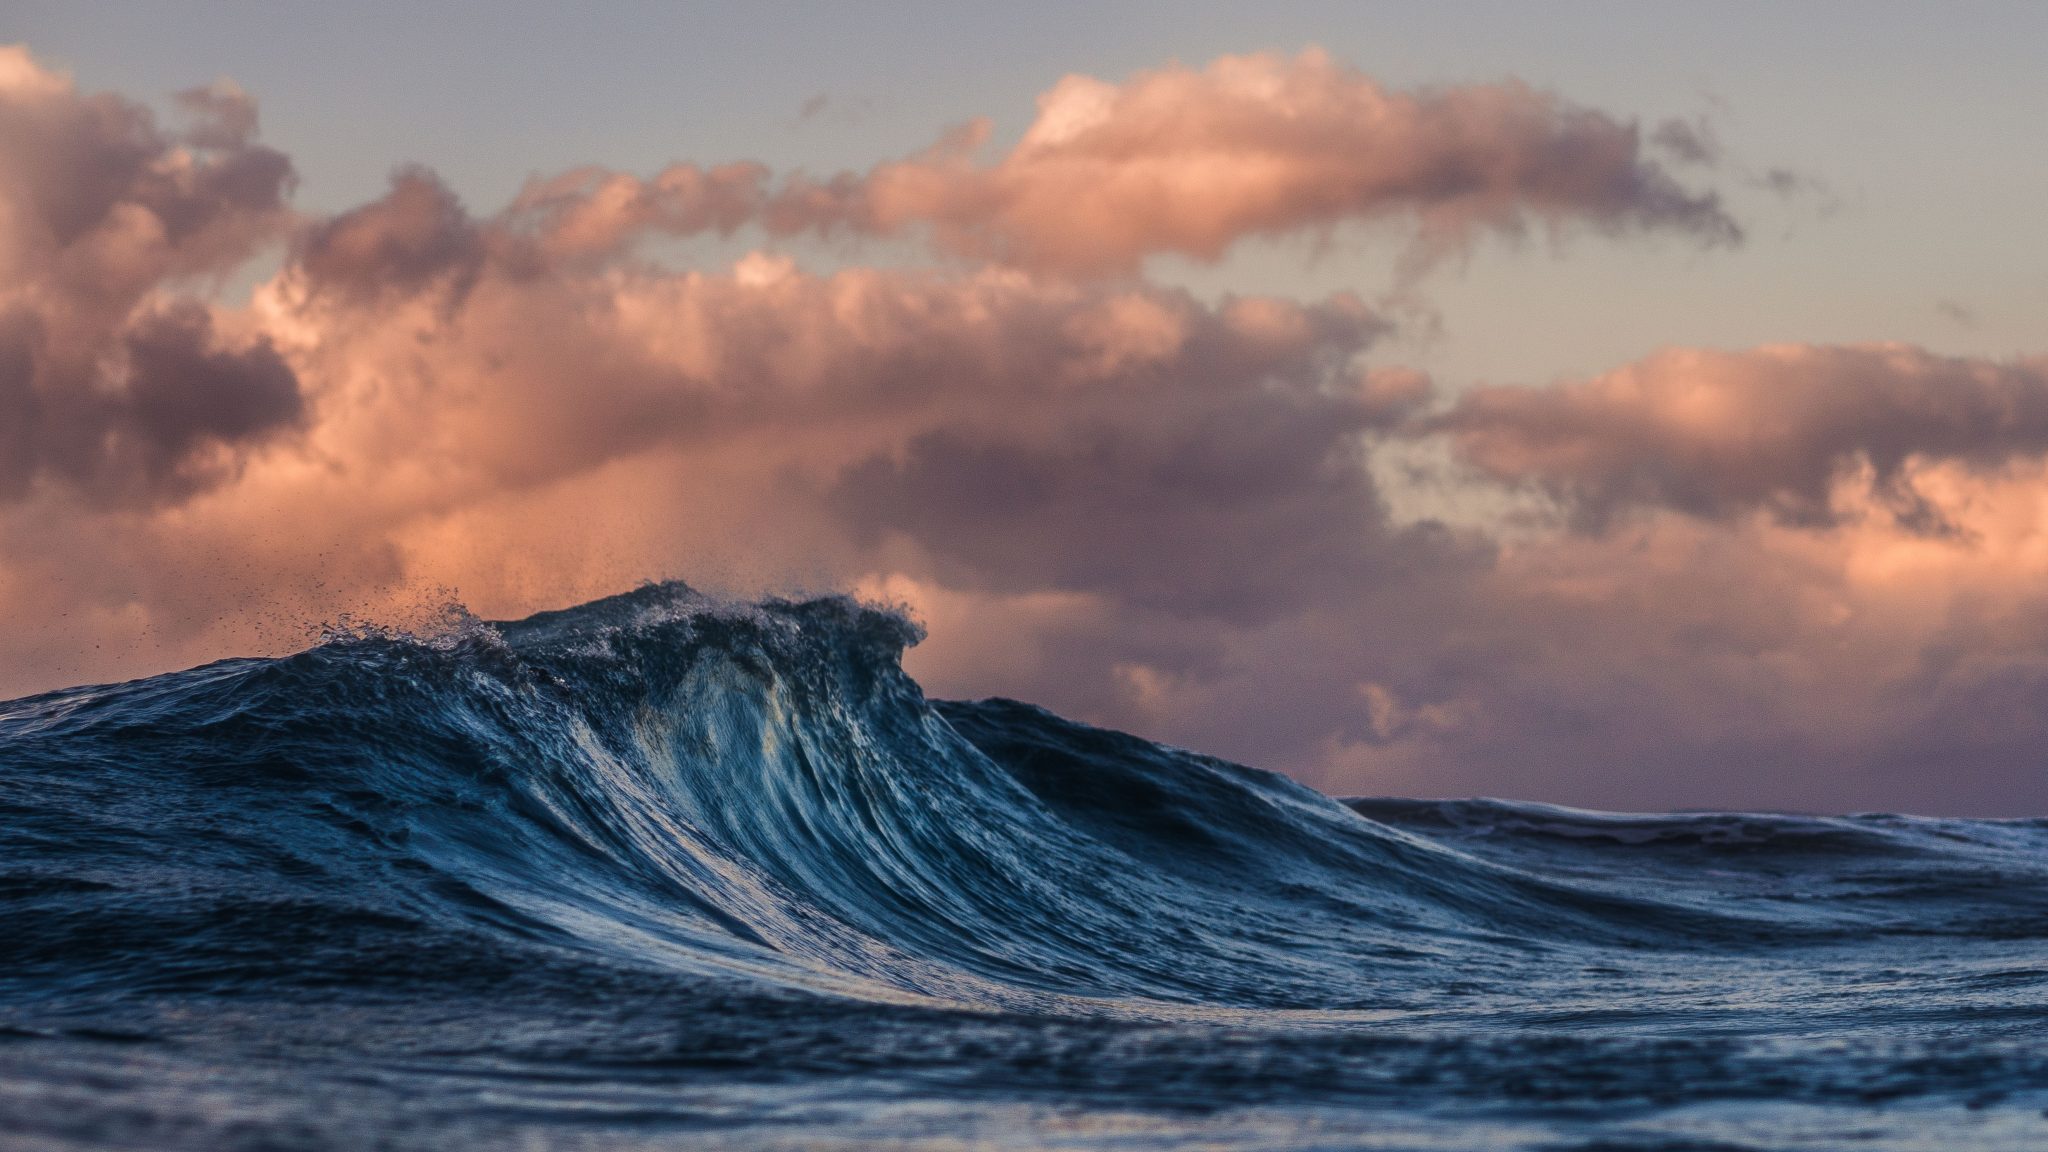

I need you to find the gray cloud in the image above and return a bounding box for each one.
[1650,116,1720,166]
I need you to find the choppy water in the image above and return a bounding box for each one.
[3,583,2046,1150]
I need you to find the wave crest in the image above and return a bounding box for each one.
[8,582,2048,1019]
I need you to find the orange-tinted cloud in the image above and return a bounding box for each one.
[504,162,770,264]
[1435,343,2048,532]
[268,165,1397,508]
[496,49,1737,278]
[295,167,483,302]
[15,45,2048,816]
[809,49,1739,276]
[0,45,299,506]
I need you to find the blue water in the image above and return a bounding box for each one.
[3,583,2047,1150]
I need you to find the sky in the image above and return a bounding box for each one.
[1,2,2047,814]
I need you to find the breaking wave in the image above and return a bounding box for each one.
[7,582,2048,1149]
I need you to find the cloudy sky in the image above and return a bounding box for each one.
[3,2,2047,814]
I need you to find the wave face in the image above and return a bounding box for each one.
[5,582,2048,1150]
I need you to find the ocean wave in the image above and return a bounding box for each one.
[10,582,2048,1024]
[10,583,2048,1148]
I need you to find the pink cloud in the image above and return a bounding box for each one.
[12,45,2048,816]
[489,49,1737,278]
[0,46,299,505]
[1434,343,2048,532]
[818,49,1739,276]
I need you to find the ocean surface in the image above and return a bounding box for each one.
[3,583,2047,1151]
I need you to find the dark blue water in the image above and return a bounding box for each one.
[4,583,2047,1150]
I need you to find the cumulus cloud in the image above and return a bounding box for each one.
[269,169,1399,509]
[826,358,1453,622]
[18,43,2048,816]
[0,46,292,289]
[50,302,300,502]
[492,49,1737,278]
[0,45,299,505]
[1434,344,2048,532]
[806,49,1739,276]
[172,78,260,151]
[295,167,483,301]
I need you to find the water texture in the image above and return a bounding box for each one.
[2,583,2046,1150]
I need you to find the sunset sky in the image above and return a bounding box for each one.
[4,2,2048,814]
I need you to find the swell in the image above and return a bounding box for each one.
[5,582,2047,1017]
